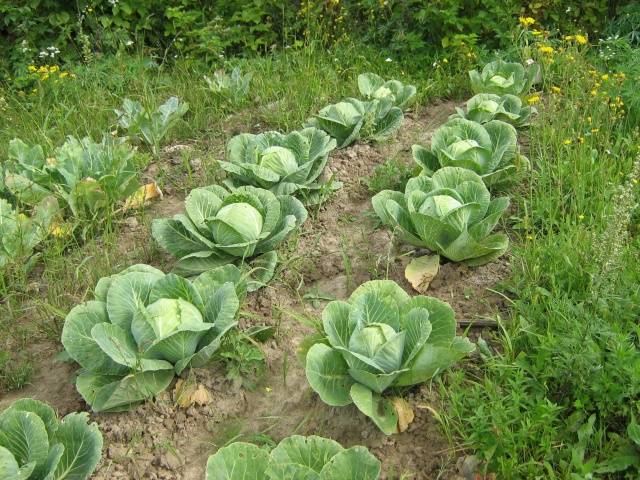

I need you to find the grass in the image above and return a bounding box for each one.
[440,43,640,478]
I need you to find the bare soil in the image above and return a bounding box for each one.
[1,100,511,479]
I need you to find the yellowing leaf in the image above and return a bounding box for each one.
[174,379,213,408]
[391,397,414,433]
[405,254,440,293]
[123,182,162,210]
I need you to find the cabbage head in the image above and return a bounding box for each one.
[469,60,539,96]
[61,263,244,412]
[306,97,403,148]
[450,93,535,129]
[305,280,474,434]
[219,128,341,204]
[358,72,416,109]
[412,118,528,187]
[0,398,102,480]
[206,435,381,480]
[152,185,307,286]
[372,167,509,266]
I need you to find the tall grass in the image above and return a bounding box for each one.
[442,42,640,478]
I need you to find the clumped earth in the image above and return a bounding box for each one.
[0,101,510,480]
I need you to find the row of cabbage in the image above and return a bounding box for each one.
[0,61,540,479]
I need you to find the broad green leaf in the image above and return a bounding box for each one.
[0,411,49,478]
[62,301,128,375]
[50,412,102,480]
[106,271,163,330]
[269,435,342,473]
[205,443,270,480]
[319,446,381,479]
[349,384,398,435]
[306,344,354,406]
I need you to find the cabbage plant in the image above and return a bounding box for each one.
[305,280,474,434]
[306,97,403,148]
[0,197,58,270]
[2,136,140,220]
[115,96,189,156]
[358,72,416,109]
[0,398,102,479]
[372,167,509,266]
[152,185,307,286]
[204,67,252,97]
[450,93,535,129]
[412,118,528,187]
[469,60,539,96]
[219,128,341,204]
[61,264,243,412]
[206,435,380,480]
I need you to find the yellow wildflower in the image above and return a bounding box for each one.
[531,29,543,36]
[59,71,69,79]
[591,89,597,96]
[538,45,554,55]
[443,58,448,64]
[578,214,585,220]
[27,65,37,73]
[588,69,597,76]
[601,74,609,81]
[519,16,536,27]
[527,235,534,240]
[49,223,71,238]
[49,65,59,73]
[527,94,541,105]
[587,116,592,123]
[551,86,561,94]
[575,34,588,45]
[563,35,575,41]
[578,137,585,144]
[563,139,572,145]
[37,66,48,74]
[591,128,599,133]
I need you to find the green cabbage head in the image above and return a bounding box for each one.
[206,435,381,480]
[61,263,244,412]
[469,60,539,96]
[412,118,528,187]
[306,97,403,148]
[450,93,535,129]
[219,128,341,204]
[372,167,509,266]
[358,72,417,109]
[152,185,307,286]
[305,280,474,434]
[0,398,102,479]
